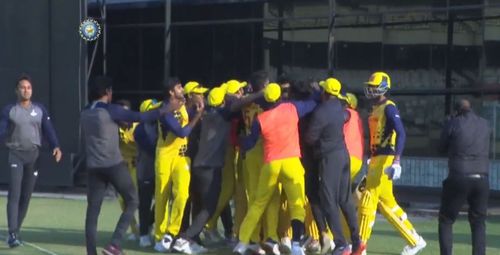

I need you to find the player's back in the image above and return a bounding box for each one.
[258,102,300,163]
[81,104,122,168]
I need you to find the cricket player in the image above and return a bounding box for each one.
[173,87,228,254]
[229,117,247,241]
[292,80,331,254]
[234,83,317,255]
[134,99,162,248]
[1,75,62,248]
[335,92,365,248]
[116,100,140,240]
[240,71,281,254]
[154,77,204,252]
[306,78,362,255]
[343,93,364,183]
[80,76,176,255]
[173,85,262,254]
[355,72,426,255]
[180,81,209,236]
[204,79,247,243]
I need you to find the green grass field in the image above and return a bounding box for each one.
[0,197,499,255]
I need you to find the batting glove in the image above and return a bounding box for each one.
[385,163,402,180]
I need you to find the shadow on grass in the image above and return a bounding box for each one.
[2,227,242,254]
[1,227,162,254]
[3,216,500,254]
[372,229,500,249]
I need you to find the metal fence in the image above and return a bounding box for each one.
[395,157,500,190]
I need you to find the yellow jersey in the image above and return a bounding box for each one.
[157,105,189,156]
[368,99,397,156]
[119,123,138,161]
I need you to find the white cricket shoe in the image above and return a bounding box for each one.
[320,234,333,254]
[154,241,168,252]
[401,235,427,255]
[160,234,173,251]
[233,242,248,255]
[139,235,152,247]
[291,241,305,255]
[173,237,208,254]
[279,237,292,254]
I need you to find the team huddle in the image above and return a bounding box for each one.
[2,71,428,255]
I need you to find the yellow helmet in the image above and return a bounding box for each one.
[263,83,281,103]
[139,99,160,112]
[345,93,358,109]
[364,72,391,98]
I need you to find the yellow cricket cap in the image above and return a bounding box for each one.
[184,81,209,95]
[208,87,226,107]
[319,78,345,99]
[139,99,160,112]
[225,79,247,94]
[263,83,281,103]
[345,93,358,109]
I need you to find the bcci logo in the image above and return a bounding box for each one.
[79,18,101,41]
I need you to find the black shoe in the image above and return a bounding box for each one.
[7,232,22,248]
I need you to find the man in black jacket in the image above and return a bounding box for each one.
[305,78,362,255]
[439,99,491,255]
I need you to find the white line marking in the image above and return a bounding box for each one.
[0,234,59,255]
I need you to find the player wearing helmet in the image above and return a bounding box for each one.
[354,72,427,255]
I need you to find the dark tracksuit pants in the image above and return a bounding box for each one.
[136,152,155,236]
[439,174,489,255]
[183,190,232,239]
[85,162,139,255]
[181,175,201,242]
[181,185,201,242]
[179,167,222,241]
[220,204,234,236]
[181,184,198,235]
[7,149,39,235]
[181,198,192,233]
[302,151,328,234]
[182,129,201,234]
[319,149,360,248]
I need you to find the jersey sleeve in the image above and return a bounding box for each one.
[107,103,160,123]
[291,99,317,118]
[159,112,193,138]
[385,104,406,157]
[240,119,261,151]
[37,103,60,149]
